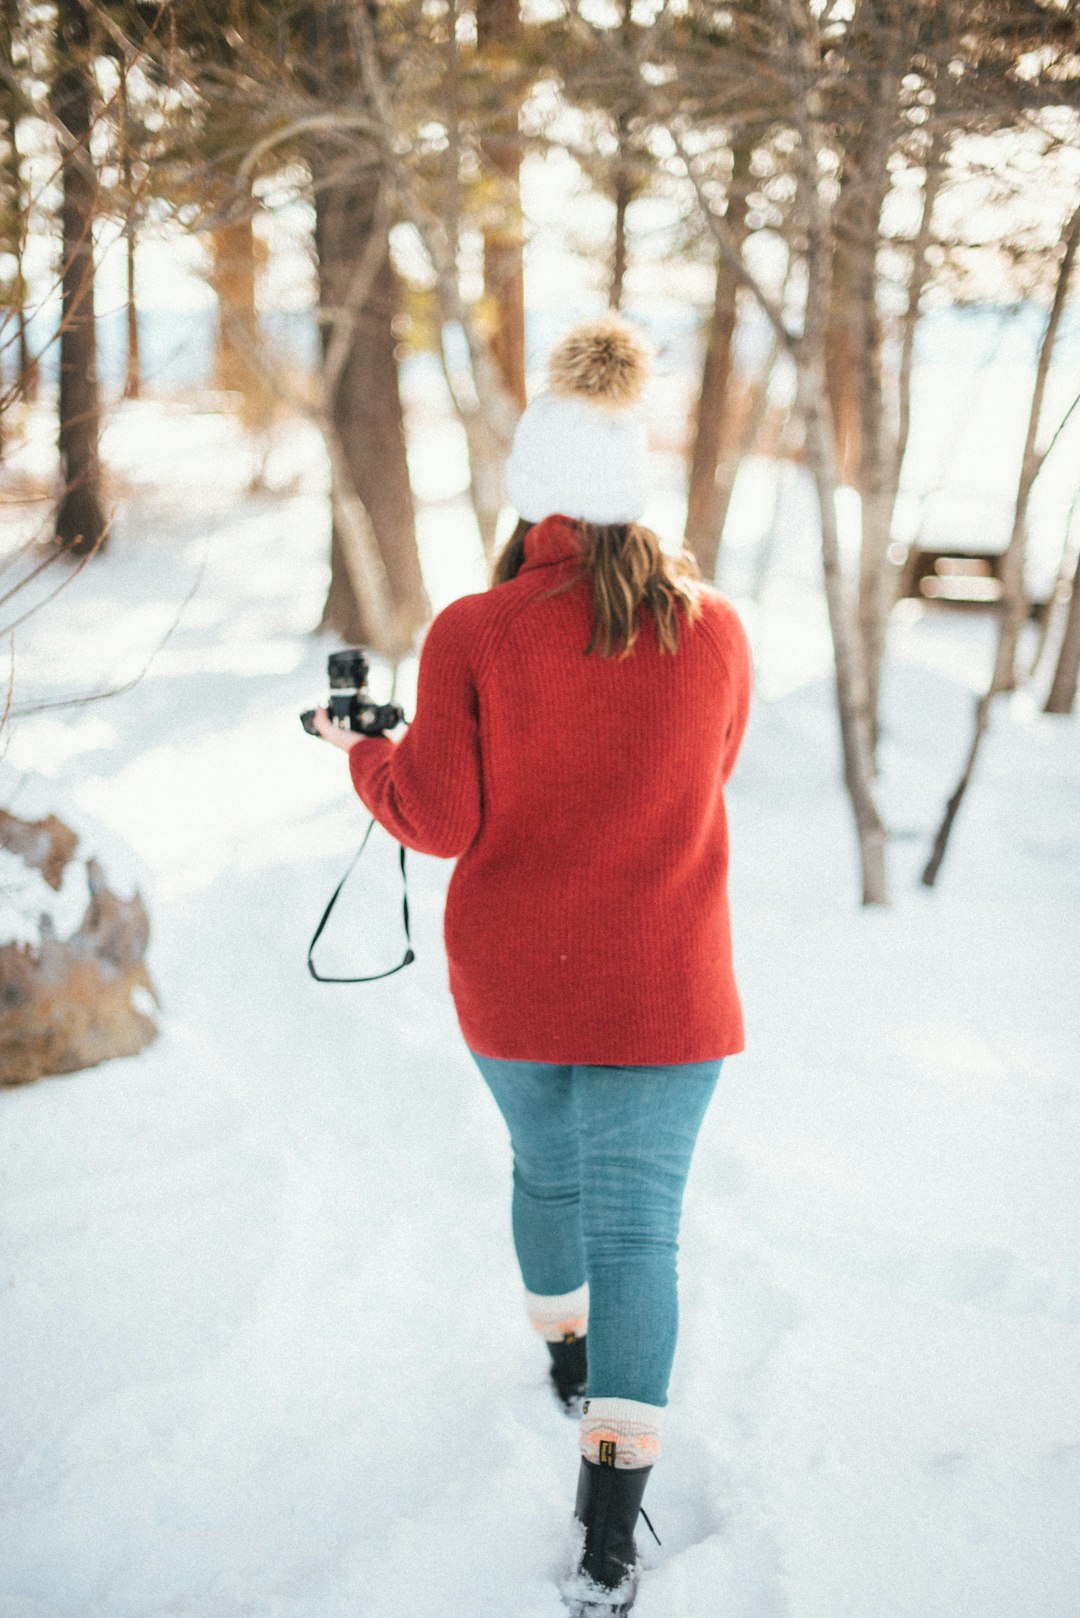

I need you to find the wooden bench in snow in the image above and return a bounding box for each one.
[893,491,1056,615]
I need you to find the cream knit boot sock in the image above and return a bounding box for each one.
[579,1396,664,1470]
[524,1283,589,1343]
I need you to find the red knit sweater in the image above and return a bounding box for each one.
[348,513,752,1065]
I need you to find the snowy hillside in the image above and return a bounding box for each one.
[1,403,1078,1618]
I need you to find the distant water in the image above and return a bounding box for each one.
[8,300,1078,394]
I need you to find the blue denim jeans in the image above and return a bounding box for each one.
[469,1052,722,1407]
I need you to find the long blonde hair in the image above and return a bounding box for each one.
[493,518,702,657]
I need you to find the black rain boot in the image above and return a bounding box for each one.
[548,1334,588,1413]
[568,1455,653,1615]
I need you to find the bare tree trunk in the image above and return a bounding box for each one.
[1025,488,1079,682]
[819,4,907,759]
[610,142,631,311]
[1,100,35,406]
[852,113,900,755]
[52,0,106,556]
[684,142,751,576]
[784,0,888,904]
[923,202,1080,886]
[351,0,519,455]
[609,0,636,312]
[477,0,526,411]
[667,18,886,901]
[119,55,139,402]
[895,132,945,486]
[992,202,1080,694]
[1045,545,1080,715]
[123,209,139,400]
[824,243,860,485]
[344,3,517,563]
[799,360,888,904]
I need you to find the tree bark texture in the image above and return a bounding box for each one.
[895,133,945,490]
[684,155,750,577]
[312,147,427,649]
[785,1,888,904]
[209,216,261,403]
[52,0,106,555]
[610,142,632,312]
[305,0,427,652]
[824,245,860,486]
[477,0,526,411]
[849,51,902,758]
[799,359,888,905]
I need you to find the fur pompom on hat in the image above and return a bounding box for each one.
[505,314,652,526]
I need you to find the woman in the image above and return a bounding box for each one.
[312,314,751,1616]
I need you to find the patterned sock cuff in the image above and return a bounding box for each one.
[579,1396,664,1470]
[524,1283,589,1343]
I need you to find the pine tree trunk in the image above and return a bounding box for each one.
[320,528,367,645]
[684,142,751,576]
[52,0,105,556]
[300,0,427,650]
[477,0,526,412]
[210,214,258,398]
[1045,547,1080,715]
[312,142,427,647]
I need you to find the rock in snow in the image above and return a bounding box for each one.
[0,805,159,1086]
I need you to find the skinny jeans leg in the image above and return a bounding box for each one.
[471,1051,721,1406]
[572,1060,720,1407]
[471,1054,586,1297]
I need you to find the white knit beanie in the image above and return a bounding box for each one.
[505,314,652,526]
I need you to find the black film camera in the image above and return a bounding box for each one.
[300,648,405,738]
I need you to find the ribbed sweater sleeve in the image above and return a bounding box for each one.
[700,593,753,782]
[347,597,483,858]
[721,608,753,782]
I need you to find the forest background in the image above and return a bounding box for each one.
[1,6,1079,1615]
[3,0,1080,906]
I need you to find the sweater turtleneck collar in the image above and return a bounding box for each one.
[518,513,583,573]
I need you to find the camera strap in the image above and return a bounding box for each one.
[307,816,415,983]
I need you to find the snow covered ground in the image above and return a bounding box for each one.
[1,401,1078,1618]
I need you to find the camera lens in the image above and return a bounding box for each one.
[327,649,368,691]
